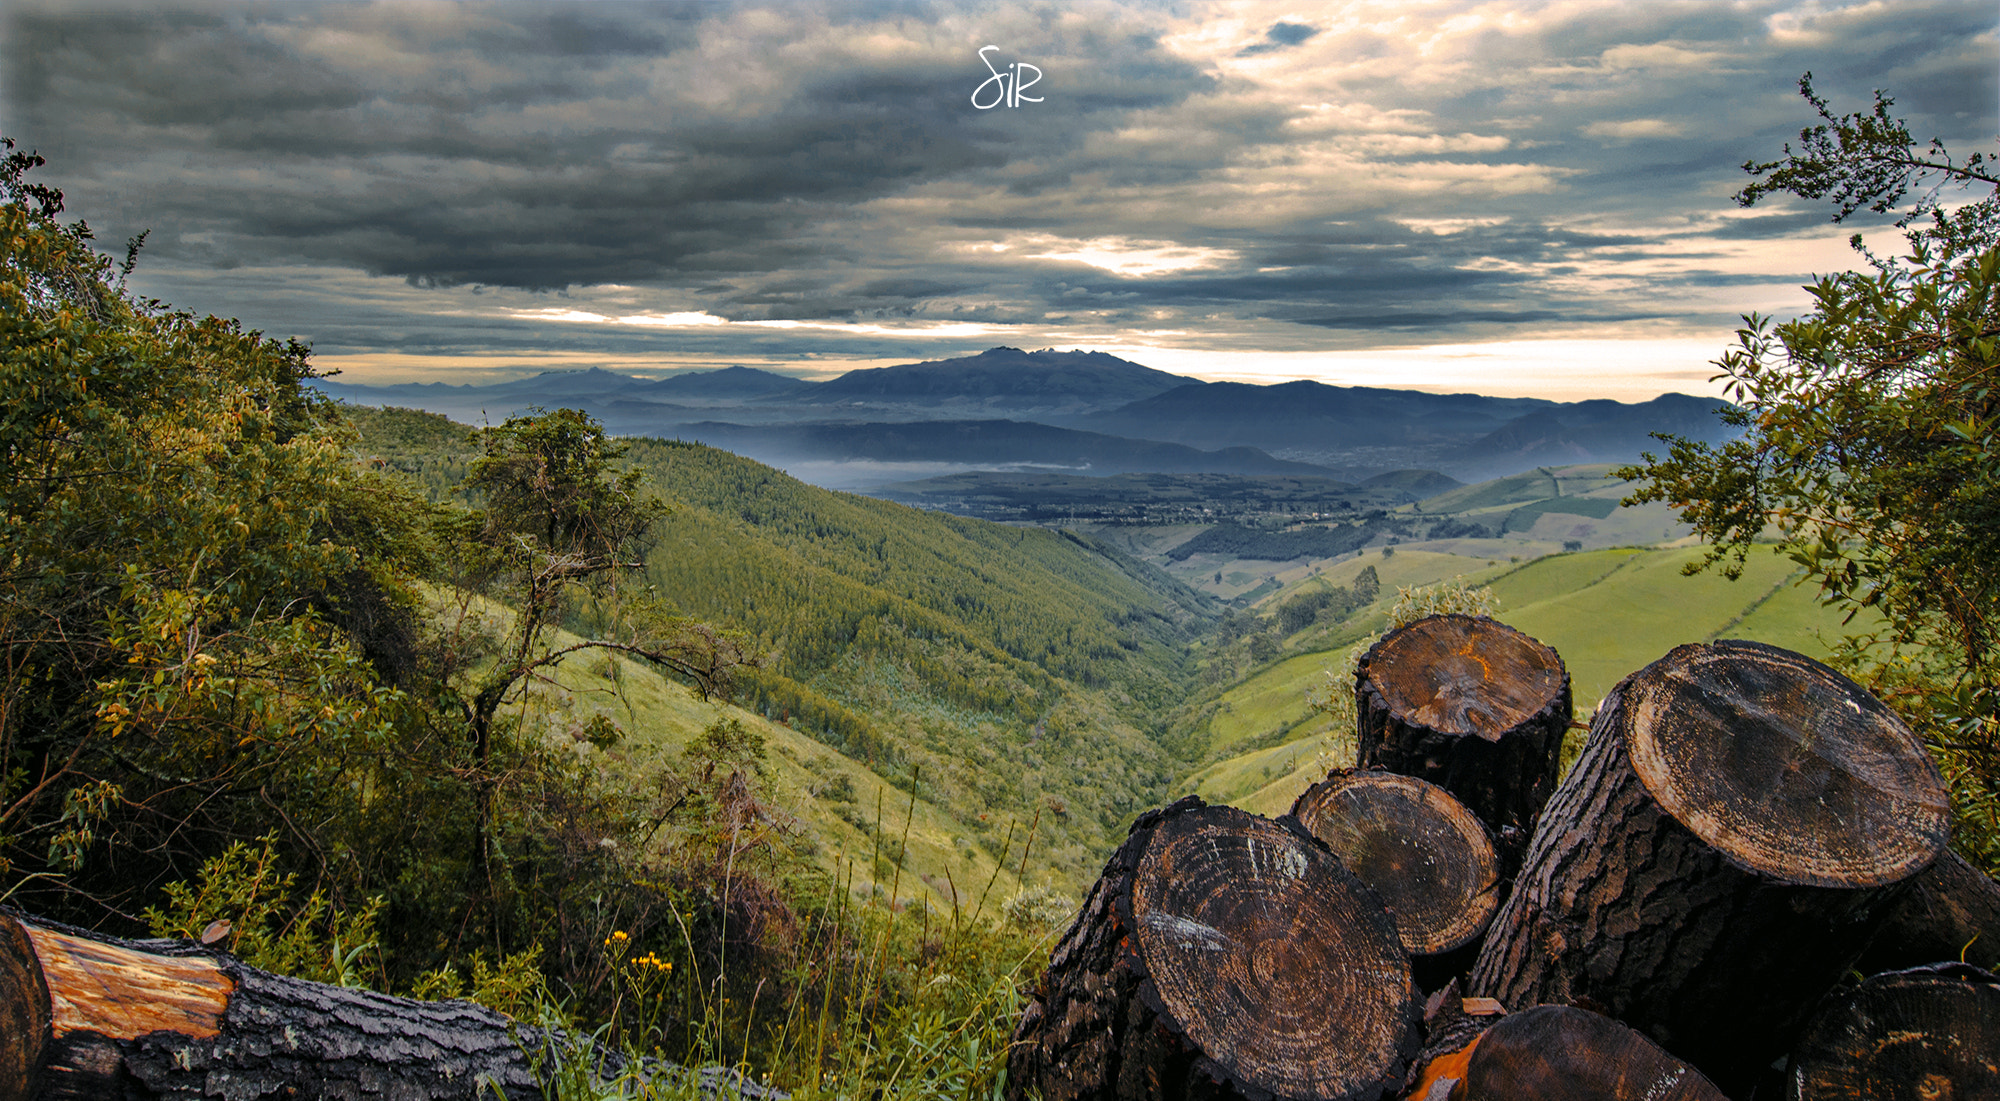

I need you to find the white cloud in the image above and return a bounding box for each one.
[960,235,1241,278]
[1582,118,1688,140]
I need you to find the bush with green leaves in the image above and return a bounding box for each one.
[0,136,455,927]
[143,835,386,989]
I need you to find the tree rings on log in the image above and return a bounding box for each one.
[1457,1005,1726,1100]
[1353,615,1569,858]
[1622,641,1948,888]
[1786,962,2000,1099]
[1469,640,1950,1096]
[1008,796,1421,1101]
[1289,770,1499,966]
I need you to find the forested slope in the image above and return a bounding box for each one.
[347,408,1221,884]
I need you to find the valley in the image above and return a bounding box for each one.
[343,402,1856,908]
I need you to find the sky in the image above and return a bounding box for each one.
[5,1,1995,401]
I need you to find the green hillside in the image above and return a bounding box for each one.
[505,612,1038,911]
[348,409,1218,889]
[1182,543,1868,815]
[342,413,1875,896]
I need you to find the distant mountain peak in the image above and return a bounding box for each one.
[810,347,1191,409]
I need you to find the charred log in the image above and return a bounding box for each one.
[1856,849,2000,974]
[0,910,776,1101]
[1784,962,2000,1099]
[1456,1004,1726,1100]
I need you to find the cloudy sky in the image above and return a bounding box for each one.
[5,1,1994,399]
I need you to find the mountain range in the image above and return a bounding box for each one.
[311,347,1738,489]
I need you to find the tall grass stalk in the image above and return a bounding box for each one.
[546,768,1059,1100]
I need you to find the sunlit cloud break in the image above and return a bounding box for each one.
[985,236,1240,277]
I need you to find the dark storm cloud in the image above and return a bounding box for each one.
[2,1,1993,376]
[1238,21,1318,57]
[5,2,1212,290]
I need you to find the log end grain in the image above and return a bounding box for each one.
[1290,771,1500,958]
[1624,640,1950,889]
[1461,1005,1726,1101]
[1125,805,1422,1101]
[1787,963,2000,1100]
[1359,616,1566,742]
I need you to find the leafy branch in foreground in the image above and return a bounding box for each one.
[1738,72,1998,260]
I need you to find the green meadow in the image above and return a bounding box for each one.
[1180,541,1867,815]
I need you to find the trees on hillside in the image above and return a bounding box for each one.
[0,139,753,996]
[1620,77,2000,871]
[443,408,755,942]
[0,137,445,920]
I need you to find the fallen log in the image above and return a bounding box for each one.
[0,909,776,1101]
[1784,962,2000,1099]
[1453,1004,1726,1100]
[1289,770,1499,990]
[1353,615,1569,868]
[1856,848,2000,974]
[1467,640,1950,1097]
[1006,796,1421,1101]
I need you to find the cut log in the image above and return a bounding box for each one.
[1785,962,2000,1099]
[1457,1005,1726,1100]
[1856,848,2000,974]
[1400,981,1503,1101]
[1,914,51,1101]
[0,909,777,1101]
[1353,615,1569,868]
[1006,796,1421,1101]
[1289,770,1499,990]
[1467,640,1951,1097]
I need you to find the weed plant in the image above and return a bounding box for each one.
[144,727,1071,1101]
[540,779,1069,1100]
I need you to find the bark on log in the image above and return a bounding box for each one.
[1784,962,2000,1099]
[1399,981,1502,1101]
[1856,849,2000,974]
[1466,640,1951,1098]
[1289,770,1500,991]
[0,910,776,1101]
[1353,615,1569,869]
[1455,1005,1726,1100]
[1006,796,1421,1101]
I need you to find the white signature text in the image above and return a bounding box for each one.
[972,45,1042,109]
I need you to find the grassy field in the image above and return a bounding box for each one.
[490,610,1042,914]
[1182,542,1869,813]
[1490,543,1854,713]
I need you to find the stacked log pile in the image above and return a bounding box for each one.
[1009,621,2000,1101]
